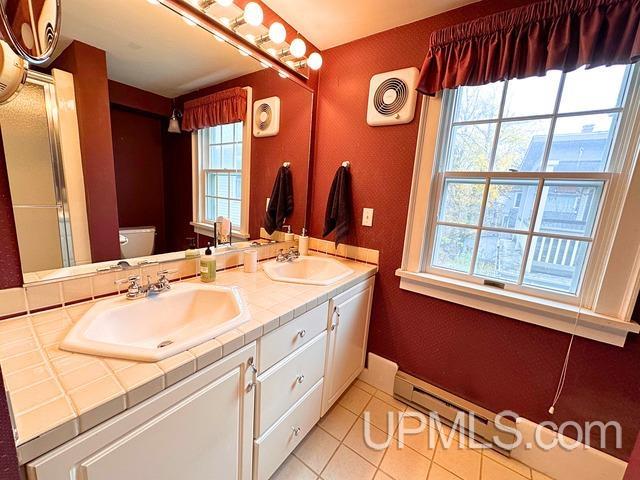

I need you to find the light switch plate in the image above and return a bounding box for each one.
[362,208,374,227]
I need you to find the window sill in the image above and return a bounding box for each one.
[190,221,250,240]
[396,269,639,347]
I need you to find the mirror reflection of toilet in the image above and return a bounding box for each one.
[119,226,156,259]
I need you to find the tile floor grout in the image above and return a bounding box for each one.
[270,379,553,480]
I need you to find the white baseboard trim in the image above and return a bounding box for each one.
[358,352,398,394]
[512,417,628,480]
[361,352,628,480]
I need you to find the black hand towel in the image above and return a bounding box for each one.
[323,165,352,246]
[264,166,294,235]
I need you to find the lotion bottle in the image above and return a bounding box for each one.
[200,243,216,283]
[298,228,309,256]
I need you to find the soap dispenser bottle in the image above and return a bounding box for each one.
[200,243,216,283]
[298,227,309,256]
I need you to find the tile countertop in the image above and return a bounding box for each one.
[0,254,377,465]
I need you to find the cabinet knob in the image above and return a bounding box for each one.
[292,426,302,436]
[297,329,306,338]
[296,374,305,384]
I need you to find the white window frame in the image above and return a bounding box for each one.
[398,70,640,346]
[191,86,252,239]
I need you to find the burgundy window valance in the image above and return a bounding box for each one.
[182,87,248,131]
[417,0,640,95]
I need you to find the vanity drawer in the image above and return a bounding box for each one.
[255,331,326,437]
[258,301,328,373]
[253,379,323,480]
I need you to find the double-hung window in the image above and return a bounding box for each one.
[399,65,640,345]
[192,88,252,238]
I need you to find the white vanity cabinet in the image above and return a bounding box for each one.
[322,277,374,415]
[26,344,257,480]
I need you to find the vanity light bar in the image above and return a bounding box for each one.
[152,0,322,82]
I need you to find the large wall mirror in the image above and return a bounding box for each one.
[0,0,314,283]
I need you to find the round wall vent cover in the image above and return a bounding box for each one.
[255,103,272,130]
[374,77,408,116]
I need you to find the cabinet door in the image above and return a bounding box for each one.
[322,279,374,415]
[27,344,256,480]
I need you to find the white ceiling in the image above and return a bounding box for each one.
[263,0,480,50]
[54,0,263,98]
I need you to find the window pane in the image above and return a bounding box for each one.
[234,143,243,170]
[234,121,243,141]
[534,180,603,238]
[209,145,221,169]
[438,179,484,225]
[493,119,552,172]
[216,198,229,218]
[205,197,216,221]
[503,72,561,118]
[474,231,527,283]
[216,174,229,198]
[222,144,234,169]
[206,173,217,196]
[483,179,539,230]
[210,126,221,144]
[546,113,617,172]
[221,123,234,143]
[559,65,628,113]
[447,123,496,171]
[453,82,503,122]
[432,225,477,273]
[524,236,589,294]
[230,174,242,200]
[229,200,241,226]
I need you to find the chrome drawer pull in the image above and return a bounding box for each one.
[297,329,306,338]
[296,374,305,384]
[292,426,302,436]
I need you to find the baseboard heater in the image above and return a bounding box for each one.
[394,371,518,452]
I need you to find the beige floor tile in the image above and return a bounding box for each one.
[320,404,358,440]
[483,450,531,478]
[270,454,316,480]
[379,439,431,480]
[343,418,390,467]
[373,471,393,480]
[321,445,376,480]
[482,456,529,480]
[361,397,404,435]
[395,411,438,459]
[531,471,554,480]
[428,464,462,480]
[339,384,372,415]
[433,441,482,480]
[373,391,407,411]
[354,379,376,395]
[294,426,340,474]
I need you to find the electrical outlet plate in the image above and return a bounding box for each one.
[362,208,374,227]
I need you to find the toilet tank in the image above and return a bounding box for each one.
[119,226,156,259]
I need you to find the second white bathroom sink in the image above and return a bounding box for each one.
[61,283,249,362]
[262,255,353,286]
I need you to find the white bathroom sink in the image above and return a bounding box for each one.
[262,256,353,286]
[61,283,250,362]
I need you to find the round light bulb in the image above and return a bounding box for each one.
[147,0,160,5]
[245,33,255,44]
[278,71,288,79]
[290,38,306,58]
[268,22,286,44]
[217,0,233,6]
[307,52,323,70]
[243,2,263,27]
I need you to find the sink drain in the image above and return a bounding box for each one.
[157,340,173,348]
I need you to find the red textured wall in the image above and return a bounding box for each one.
[309,0,640,460]
[52,42,121,262]
[175,68,313,240]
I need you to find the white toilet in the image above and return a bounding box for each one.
[119,226,156,259]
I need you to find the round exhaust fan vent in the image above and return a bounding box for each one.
[255,103,272,131]
[374,78,408,116]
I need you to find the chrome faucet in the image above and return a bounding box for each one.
[276,246,300,263]
[115,269,177,300]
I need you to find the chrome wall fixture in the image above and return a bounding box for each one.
[148,0,322,80]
